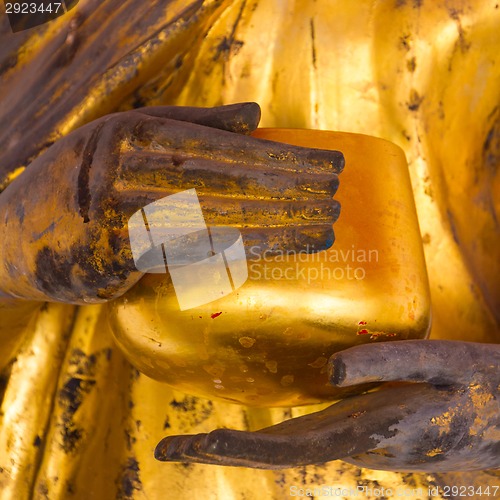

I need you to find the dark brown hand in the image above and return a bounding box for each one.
[155,340,500,472]
[0,103,343,304]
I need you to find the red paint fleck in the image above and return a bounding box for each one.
[358,321,367,325]
[357,329,369,335]
[387,333,397,337]
[211,312,223,319]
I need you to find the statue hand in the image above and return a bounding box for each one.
[0,103,343,303]
[155,340,500,472]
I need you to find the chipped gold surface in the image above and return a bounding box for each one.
[468,382,497,437]
[430,412,454,435]
[427,448,444,457]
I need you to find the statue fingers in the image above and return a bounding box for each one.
[154,384,434,469]
[329,340,500,388]
[127,116,344,176]
[114,119,343,254]
[115,130,341,202]
[133,102,261,134]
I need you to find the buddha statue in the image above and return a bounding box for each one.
[0,0,498,498]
